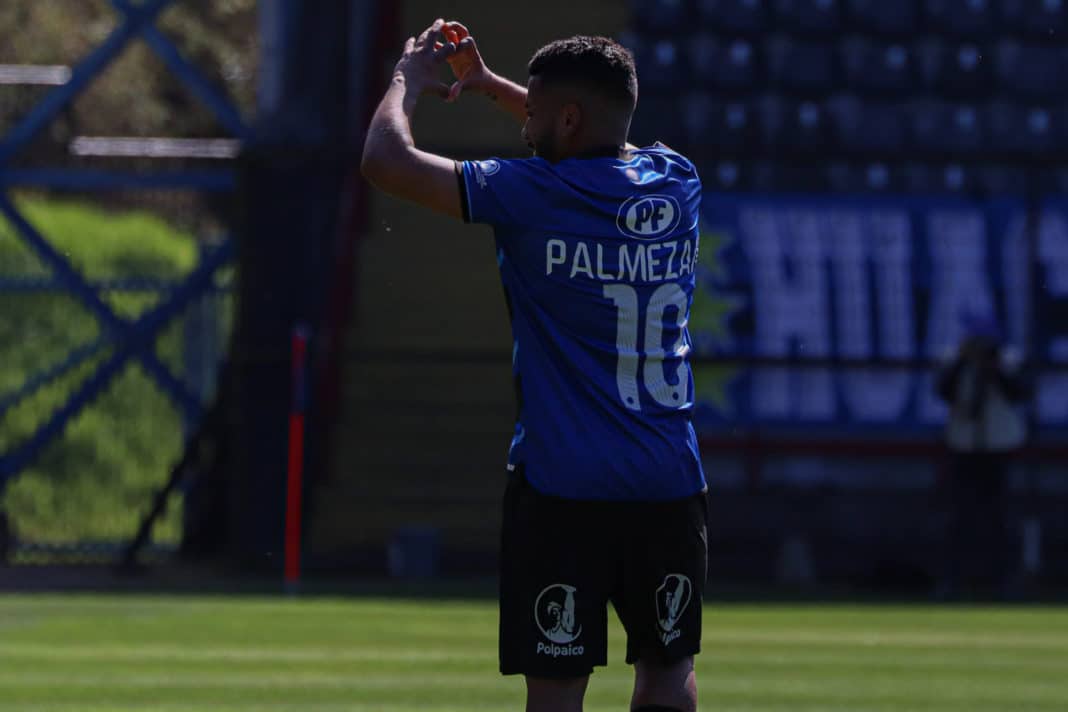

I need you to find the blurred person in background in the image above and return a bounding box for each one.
[935,310,1031,599]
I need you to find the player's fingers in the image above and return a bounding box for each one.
[418,18,446,53]
[433,41,458,61]
[446,80,464,102]
[446,21,470,41]
[403,36,416,55]
[457,36,484,63]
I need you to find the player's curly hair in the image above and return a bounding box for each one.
[528,36,638,107]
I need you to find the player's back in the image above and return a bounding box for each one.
[459,145,705,501]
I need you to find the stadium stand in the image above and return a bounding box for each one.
[625,0,1068,193]
[307,0,1068,585]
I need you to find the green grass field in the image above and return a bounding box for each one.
[1,594,1067,711]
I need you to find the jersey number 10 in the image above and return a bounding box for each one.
[604,284,689,412]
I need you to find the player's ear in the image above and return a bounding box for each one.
[560,102,582,137]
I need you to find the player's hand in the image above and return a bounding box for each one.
[394,19,455,99]
[436,22,494,102]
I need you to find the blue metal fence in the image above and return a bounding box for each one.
[0,0,244,497]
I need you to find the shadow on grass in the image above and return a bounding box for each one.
[2,561,1065,606]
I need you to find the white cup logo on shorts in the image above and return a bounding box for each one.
[534,583,582,644]
[655,574,692,636]
[616,194,682,239]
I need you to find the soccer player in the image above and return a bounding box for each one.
[361,19,707,712]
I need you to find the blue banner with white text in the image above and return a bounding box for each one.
[691,195,1068,437]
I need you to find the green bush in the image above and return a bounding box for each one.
[0,194,201,544]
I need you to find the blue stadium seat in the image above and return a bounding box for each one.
[774,0,842,35]
[701,160,802,191]
[947,105,984,157]
[772,160,829,190]
[679,92,715,148]
[759,96,833,153]
[917,42,989,97]
[766,37,836,92]
[977,164,1030,196]
[706,160,747,190]
[1041,168,1068,195]
[903,163,936,193]
[841,39,913,95]
[631,0,692,32]
[756,95,788,149]
[632,38,689,91]
[1001,0,1068,39]
[749,161,778,189]
[828,96,907,154]
[910,102,985,156]
[904,163,977,195]
[861,162,899,191]
[844,0,918,35]
[924,0,996,38]
[689,35,760,90]
[697,0,769,33]
[681,93,758,152]
[939,163,973,193]
[632,96,690,147]
[987,102,1061,157]
[995,43,1068,100]
[827,161,901,192]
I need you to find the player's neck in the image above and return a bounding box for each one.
[568,143,625,160]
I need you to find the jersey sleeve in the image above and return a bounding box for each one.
[457,158,553,227]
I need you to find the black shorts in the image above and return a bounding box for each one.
[499,470,708,678]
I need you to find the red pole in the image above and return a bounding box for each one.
[284,324,309,593]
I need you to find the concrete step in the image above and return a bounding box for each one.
[333,441,506,471]
[342,359,515,407]
[320,468,507,501]
[307,480,505,553]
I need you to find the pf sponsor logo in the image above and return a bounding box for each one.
[534,583,585,658]
[655,574,692,645]
[617,194,682,239]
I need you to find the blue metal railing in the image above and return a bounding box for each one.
[0,0,246,493]
[0,239,234,485]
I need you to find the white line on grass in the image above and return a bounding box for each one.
[0,643,490,664]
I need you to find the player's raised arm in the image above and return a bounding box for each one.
[360,20,463,219]
[441,22,528,125]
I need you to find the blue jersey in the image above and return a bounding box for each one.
[459,145,705,501]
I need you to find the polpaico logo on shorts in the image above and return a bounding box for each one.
[534,583,585,658]
[655,574,692,645]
